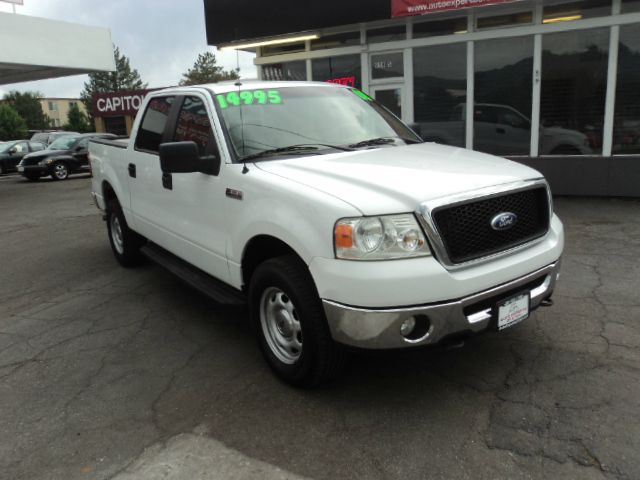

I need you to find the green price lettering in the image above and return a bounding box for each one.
[215,90,284,109]
[352,89,372,102]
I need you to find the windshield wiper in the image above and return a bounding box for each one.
[348,136,422,149]
[241,143,353,162]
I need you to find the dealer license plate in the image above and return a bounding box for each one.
[497,292,530,330]
[18,166,24,172]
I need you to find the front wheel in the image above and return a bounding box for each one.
[106,199,146,267]
[51,162,69,180]
[249,255,346,387]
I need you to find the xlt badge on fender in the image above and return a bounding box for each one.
[491,212,518,231]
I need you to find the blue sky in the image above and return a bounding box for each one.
[0,0,257,98]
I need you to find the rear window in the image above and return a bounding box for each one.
[135,96,175,153]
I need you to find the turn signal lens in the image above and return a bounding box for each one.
[334,224,353,248]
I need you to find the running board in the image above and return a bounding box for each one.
[140,243,246,306]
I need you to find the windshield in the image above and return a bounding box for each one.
[48,135,78,150]
[0,142,14,153]
[213,86,421,160]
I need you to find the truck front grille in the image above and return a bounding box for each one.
[431,186,550,264]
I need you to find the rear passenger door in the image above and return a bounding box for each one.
[128,95,177,243]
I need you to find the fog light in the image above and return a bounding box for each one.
[401,315,432,343]
[400,317,416,337]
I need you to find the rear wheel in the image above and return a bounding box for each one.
[51,162,69,180]
[106,199,146,267]
[249,255,346,387]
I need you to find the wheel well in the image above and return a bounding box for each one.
[242,235,300,290]
[102,181,117,208]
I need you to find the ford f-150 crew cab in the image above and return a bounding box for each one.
[89,81,564,387]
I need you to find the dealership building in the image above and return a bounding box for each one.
[203,0,640,196]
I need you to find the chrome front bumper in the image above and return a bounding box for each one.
[323,260,561,349]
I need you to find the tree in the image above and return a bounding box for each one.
[0,104,28,140]
[80,45,147,121]
[179,52,239,86]
[64,104,91,133]
[2,91,49,130]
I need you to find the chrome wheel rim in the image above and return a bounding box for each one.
[54,163,68,179]
[260,287,303,364]
[110,215,124,254]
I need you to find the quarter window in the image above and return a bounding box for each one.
[135,96,175,153]
[173,96,217,157]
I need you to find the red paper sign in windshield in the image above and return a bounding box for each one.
[392,0,519,17]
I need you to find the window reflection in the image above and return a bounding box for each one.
[312,55,362,89]
[613,24,640,154]
[474,37,533,155]
[413,43,467,147]
[540,28,609,155]
[262,61,307,81]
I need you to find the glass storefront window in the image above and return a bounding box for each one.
[621,0,640,12]
[367,25,406,43]
[371,52,404,79]
[412,17,467,38]
[474,37,533,156]
[311,31,360,50]
[543,0,612,24]
[312,55,362,89]
[540,28,609,155]
[613,24,640,154]
[262,61,307,81]
[413,43,467,147]
[477,11,533,29]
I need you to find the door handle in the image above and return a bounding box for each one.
[162,172,172,190]
[128,163,136,178]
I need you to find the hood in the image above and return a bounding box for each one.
[21,148,69,166]
[254,143,543,215]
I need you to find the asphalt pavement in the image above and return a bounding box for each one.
[0,172,639,480]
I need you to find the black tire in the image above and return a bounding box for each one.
[106,198,146,267]
[249,254,346,387]
[24,174,40,182]
[51,162,69,180]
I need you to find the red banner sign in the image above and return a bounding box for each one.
[392,0,519,17]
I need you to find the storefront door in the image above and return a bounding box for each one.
[371,85,404,120]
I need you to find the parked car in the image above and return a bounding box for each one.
[18,133,115,181]
[30,130,79,146]
[0,140,46,175]
[90,82,563,386]
[418,103,592,155]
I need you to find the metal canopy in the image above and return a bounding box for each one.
[203,0,390,46]
[0,12,115,86]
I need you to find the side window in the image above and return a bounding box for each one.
[15,142,27,153]
[135,96,175,153]
[173,96,217,157]
[76,138,90,149]
[29,142,45,151]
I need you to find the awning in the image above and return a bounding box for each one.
[0,12,115,85]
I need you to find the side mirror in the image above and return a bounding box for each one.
[159,141,220,175]
[8,147,17,154]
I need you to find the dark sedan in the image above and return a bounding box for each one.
[0,140,46,175]
[18,133,116,181]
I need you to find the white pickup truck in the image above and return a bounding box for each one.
[90,81,564,386]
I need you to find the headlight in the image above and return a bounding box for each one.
[334,214,431,260]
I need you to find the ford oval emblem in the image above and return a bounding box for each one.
[491,212,518,231]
